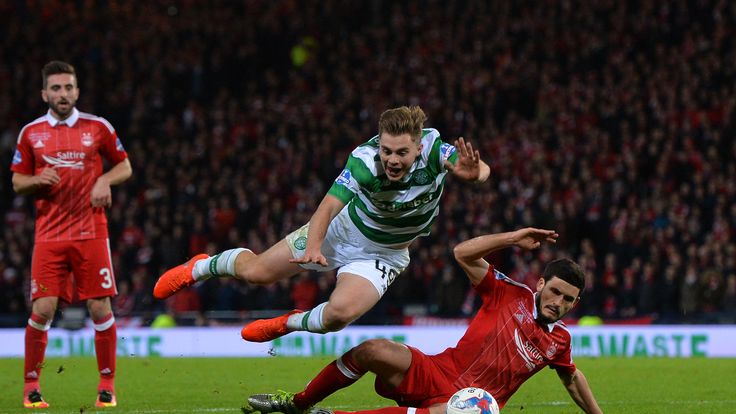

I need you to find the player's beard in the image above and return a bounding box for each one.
[535,293,558,325]
[48,99,74,119]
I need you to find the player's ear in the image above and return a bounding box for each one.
[536,277,545,292]
[41,89,48,103]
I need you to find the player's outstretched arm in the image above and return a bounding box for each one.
[290,194,346,267]
[453,227,558,285]
[12,168,61,195]
[443,137,491,183]
[558,368,603,414]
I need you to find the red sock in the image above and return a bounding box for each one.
[93,313,117,392]
[336,408,429,414]
[293,348,367,409]
[24,313,50,393]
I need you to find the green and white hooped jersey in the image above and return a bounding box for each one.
[327,128,458,246]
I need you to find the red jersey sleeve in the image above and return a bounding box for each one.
[549,331,577,375]
[10,130,35,175]
[97,120,128,165]
[473,265,507,306]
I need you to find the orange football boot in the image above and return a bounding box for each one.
[153,254,209,299]
[23,390,49,409]
[241,310,303,342]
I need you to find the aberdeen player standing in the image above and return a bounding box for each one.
[246,228,602,414]
[11,61,132,409]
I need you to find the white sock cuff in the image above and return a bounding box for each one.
[305,302,328,333]
[93,315,116,331]
[336,356,364,380]
[210,247,248,276]
[28,318,52,331]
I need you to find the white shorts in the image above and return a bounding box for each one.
[285,208,410,297]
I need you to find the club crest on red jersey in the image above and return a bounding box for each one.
[81,132,94,147]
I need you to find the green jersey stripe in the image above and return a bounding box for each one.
[348,204,436,244]
[351,195,440,227]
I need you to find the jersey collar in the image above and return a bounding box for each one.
[532,293,556,332]
[46,108,79,127]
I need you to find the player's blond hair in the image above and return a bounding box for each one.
[378,106,427,144]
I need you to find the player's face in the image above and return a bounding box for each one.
[42,73,79,120]
[379,132,422,181]
[535,276,580,324]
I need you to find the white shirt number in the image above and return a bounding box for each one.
[100,268,113,289]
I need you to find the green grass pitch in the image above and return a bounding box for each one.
[1,356,734,413]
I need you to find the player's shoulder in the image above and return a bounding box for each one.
[551,320,573,341]
[78,111,115,133]
[493,268,535,294]
[420,127,441,143]
[17,115,48,143]
[351,134,380,160]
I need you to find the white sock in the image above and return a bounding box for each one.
[192,248,248,280]
[286,302,328,333]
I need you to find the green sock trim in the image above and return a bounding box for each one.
[209,254,220,277]
[301,310,312,330]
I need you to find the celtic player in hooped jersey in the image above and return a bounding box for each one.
[154,106,490,342]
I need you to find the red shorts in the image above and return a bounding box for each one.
[375,346,459,408]
[31,239,117,303]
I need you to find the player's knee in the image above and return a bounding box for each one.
[322,303,362,331]
[353,339,393,366]
[32,307,55,321]
[236,265,275,285]
[86,298,112,319]
[234,258,278,285]
[31,300,57,321]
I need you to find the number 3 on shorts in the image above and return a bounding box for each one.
[100,268,113,289]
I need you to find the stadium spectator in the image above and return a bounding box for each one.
[10,61,132,408]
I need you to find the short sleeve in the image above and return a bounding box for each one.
[326,154,371,203]
[97,119,128,165]
[10,131,35,175]
[550,341,577,376]
[425,130,458,173]
[439,141,458,170]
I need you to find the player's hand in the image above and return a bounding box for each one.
[512,228,558,250]
[443,137,481,181]
[90,176,112,208]
[34,167,61,186]
[289,247,329,267]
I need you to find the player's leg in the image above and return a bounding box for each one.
[86,297,117,407]
[300,273,381,332]
[248,340,412,414]
[329,406,442,414]
[241,272,381,342]
[154,238,305,299]
[74,239,118,407]
[24,297,57,408]
[24,241,69,408]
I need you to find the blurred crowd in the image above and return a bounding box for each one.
[1,0,735,326]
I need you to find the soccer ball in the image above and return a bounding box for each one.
[446,387,500,414]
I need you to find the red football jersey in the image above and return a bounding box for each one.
[11,109,128,242]
[436,266,576,408]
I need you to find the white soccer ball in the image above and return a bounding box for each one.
[446,387,500,414]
